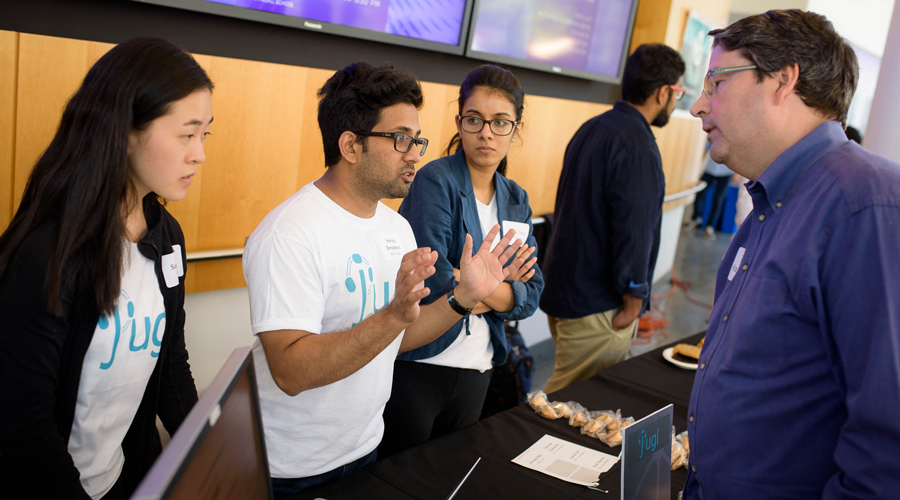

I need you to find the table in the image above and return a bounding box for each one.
[291,333,704,500]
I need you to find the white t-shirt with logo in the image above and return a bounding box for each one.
[243,183,417,479]
[68,242,166,499]
[417,194,496,372]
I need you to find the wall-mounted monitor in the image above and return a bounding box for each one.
[465,0,639,83]
[134,0,474,55]
[130,346,272,500]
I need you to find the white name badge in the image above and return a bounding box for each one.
[379,234,404,261]
[161,244,184,288]
[501,220,530,249]
[728,247,746,282]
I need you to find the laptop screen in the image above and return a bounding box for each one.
[131,346,272,500]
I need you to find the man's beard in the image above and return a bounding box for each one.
[651,92,675,127]
[356,157,411,201]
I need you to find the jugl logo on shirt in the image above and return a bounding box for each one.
[344,253,391,327]
[97,290,166,370]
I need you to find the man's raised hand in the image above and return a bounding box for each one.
[386,247,437,325]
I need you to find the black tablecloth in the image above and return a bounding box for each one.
[290,333,705,500]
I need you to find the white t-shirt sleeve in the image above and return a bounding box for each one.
[245,233,324,335]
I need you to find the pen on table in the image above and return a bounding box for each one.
[445,456,481,500]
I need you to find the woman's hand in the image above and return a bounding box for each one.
[505,244,537,282]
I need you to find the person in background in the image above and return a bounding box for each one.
[845,125,862,143]
[380,65,543,457]
[539,44,686,393]
[242,61,524,498]
[685,10,900,498]
[684,146,734,240]
[0,37,212,499]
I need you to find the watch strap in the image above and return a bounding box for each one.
[447,287,473,316]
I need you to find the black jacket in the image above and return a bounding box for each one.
[540,101,665,319]
[0,197,198,499]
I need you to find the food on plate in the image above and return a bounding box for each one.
[673,343,702,360]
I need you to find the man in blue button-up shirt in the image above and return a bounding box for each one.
[685,10,900,499]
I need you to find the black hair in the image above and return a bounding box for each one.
[317,62,423,167]
[0,37,213,315]
[444,64,525,177]
[621,44,686,106]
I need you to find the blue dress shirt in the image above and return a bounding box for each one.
[683,121,900,499]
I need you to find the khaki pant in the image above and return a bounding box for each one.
[543,309,638,394]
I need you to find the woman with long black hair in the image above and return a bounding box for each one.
[0,37,213,499]
[380,64,543,456]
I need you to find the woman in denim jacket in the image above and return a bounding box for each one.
[381,65,543,456]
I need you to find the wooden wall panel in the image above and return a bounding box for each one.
[185,259,244,295]
[630,0,674,52]
[296,68,332,191]
[176,56,308,251]
[0,31,16,229]
[14,34,113,210]
[5,32,709,293]
[163,54,212,251]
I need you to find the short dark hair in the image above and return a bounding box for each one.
[445,64,525,177]
[622,44,685,105]
[709,9,858,126]
[317,62,423,167]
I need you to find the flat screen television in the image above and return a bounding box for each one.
[134,0,474,55]
[465,0,639,83]
[130,346,272,500]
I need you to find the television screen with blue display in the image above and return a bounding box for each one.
[466,0,638,83]
[133,0,473,54]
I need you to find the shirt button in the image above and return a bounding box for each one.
[759,213,767,222]
[723,313,729,322]
[775,201,783,208]
[689,414,695,422]
[742,263,749,271]
[700,361,706,369]
[692,465,697,473]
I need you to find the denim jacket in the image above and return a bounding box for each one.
[397,150,544,365]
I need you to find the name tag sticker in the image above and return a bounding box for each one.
[161,245,184,288]
[728,247,746,282]
[502,220,530,249]
[379,235,404,261]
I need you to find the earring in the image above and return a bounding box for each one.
[512,137,517,142]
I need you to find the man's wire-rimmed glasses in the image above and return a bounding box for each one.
[703,65,758,99]
[357,131,429,156]
[457,115,519,136]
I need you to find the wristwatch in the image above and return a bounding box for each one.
[447,287,473,316]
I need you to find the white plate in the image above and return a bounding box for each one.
[663,347,698,370]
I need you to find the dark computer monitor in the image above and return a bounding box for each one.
[131,346,272,500]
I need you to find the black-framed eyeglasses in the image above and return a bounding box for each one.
[357,131,429,156]
[702,65,758,99]
[457,115,519,136]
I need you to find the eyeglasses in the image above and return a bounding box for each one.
[669,84,686,101]
[702,65,758,98]
[357,131,428,156]
[457,115,519,136]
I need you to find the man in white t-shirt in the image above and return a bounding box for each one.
[242,62,524,499]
